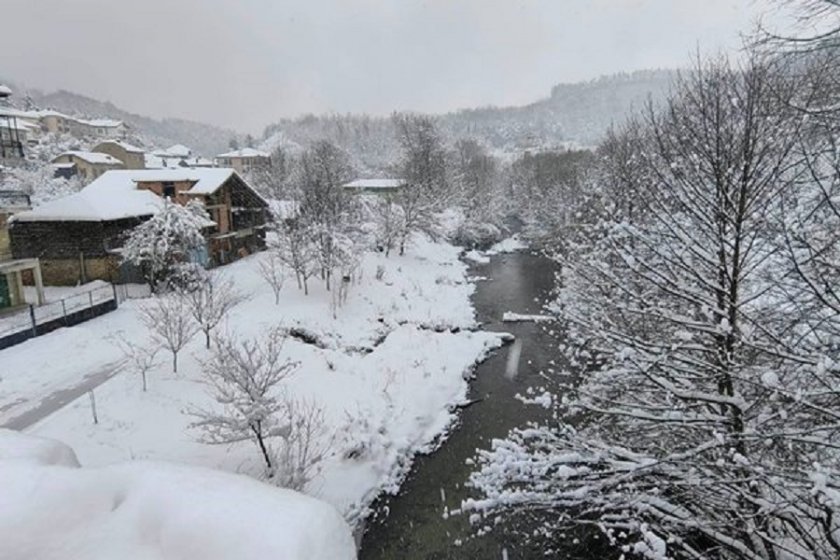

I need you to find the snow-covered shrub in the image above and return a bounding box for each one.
[450,220,504,250]
[122,200,209,292]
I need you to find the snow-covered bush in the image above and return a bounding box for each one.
[122,200,210,292]
[450,220,503,250]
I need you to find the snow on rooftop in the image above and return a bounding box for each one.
[154,144,192,158]
[0,85,12,97]
[0,119,39,132]
[96,140,144,153]
[343,178,406,189]
[216,147,270,159]
[53,151,124,166]
[12,168,238,222]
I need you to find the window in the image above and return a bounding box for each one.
[162,182,176,199]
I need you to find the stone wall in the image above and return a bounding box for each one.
[10,217,146,260]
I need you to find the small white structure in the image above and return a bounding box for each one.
[342,178,407,195]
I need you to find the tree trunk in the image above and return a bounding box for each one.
[205,330,211,349]
[172,351,178,373]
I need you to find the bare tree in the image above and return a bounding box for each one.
[269,218,317,295]
[272,397,330,491]
[296,140,356,290]
[112,334,161,392]
[258,250,285,304]
[464,56,840,559]
[392,113,448,255]
[192,329,297,474]
[182,272,246,349]
[139,293,199,373]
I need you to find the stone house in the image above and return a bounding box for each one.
[9,168,269,285]
[214,148,271,174]
[92,140,146,170]
[51,151,125,183]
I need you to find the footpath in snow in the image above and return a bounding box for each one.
[1,236,510,526]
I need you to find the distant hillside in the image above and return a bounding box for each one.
[0,81,236,156]
[2,69,676,165]
[443,69,677,150]
[260,69,678,172]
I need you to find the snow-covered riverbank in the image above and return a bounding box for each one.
[1,236,507,523]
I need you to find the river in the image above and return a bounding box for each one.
[359,250,611,559]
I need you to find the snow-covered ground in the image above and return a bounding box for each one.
[1,236,508,525]
[0,429,355,560]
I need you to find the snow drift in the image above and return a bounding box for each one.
[0,430,356,560]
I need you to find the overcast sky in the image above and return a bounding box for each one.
[0,0,789,134]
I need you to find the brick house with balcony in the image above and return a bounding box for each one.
[9,168,269,285]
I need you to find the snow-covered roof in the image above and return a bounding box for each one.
[80,118,122,128]
[136,168,236,195]
[95,140,144,153]
[0,85,11,97]
[0,119,38,132]
[12,168,241,223]
[52,151,124,166]
[216,147,270,159]
[0,108,39,120]
[153,144,192,158]
[343,178,406,190]
[50,163,76,169]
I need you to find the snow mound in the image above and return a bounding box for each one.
[0,433,356,560]
[0,428,80,467]
[485,235,527,255]
[502,312,554,323]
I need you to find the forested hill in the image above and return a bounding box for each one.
[443,69,676,149]
[2,69,675,163]
[260,69,677,172]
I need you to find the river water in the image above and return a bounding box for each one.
[359,250,609,559]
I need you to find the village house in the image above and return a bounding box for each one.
[0,86,26,164]
[92,140,146,170]
[214,147,270,174]
[145,144,210,169]
[9,168,269,285]
[51,151,125,183]
[0,190,31,261]
[39,111,128,139]
[342,178,407,196]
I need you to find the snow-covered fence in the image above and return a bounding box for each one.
[0,283,118,350]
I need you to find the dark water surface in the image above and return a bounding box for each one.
[359,251,598,559]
